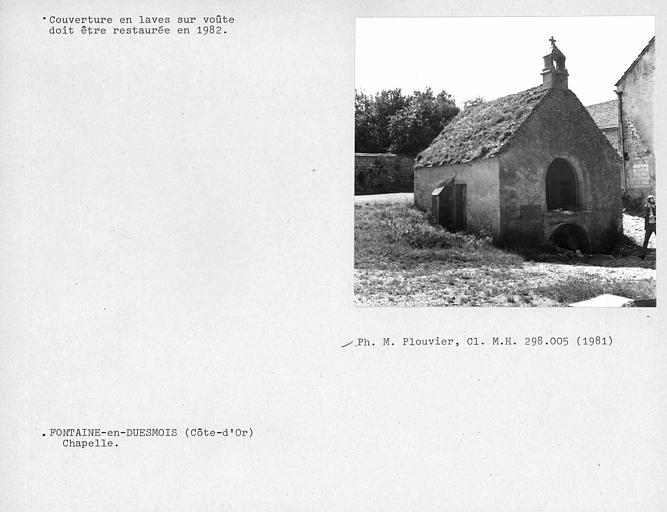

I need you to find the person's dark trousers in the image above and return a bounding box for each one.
[641,223,656,258]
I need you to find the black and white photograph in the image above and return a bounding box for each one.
[354,17,656,306]
[2,3,666,511]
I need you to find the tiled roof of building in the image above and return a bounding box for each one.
[585,99,618,130]
[415,85,551,168]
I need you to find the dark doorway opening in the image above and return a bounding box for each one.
[546,158,578,210]
[454,184,467,231]
[432,181,467,232]
[551,223,591,253]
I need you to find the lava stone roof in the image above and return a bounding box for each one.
[415,85,551,168]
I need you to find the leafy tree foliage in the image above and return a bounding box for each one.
[355,89,408,153]
[354,91,376,153]
[388,89,459,155]
[355,88,460,156]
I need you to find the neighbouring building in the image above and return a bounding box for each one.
[615,37,655,197]
[586,99,620,154]
[355,153,414,195]
[414,38,623,253]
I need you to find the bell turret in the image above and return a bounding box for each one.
[541,36,569,89]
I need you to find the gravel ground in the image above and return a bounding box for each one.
[622,212,656,249]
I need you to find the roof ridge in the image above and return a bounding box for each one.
[586,99,617,108]
[416,85,551,168]
[466,84,547,109]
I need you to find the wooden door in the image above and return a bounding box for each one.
[454,184,467,231]
[437,182,455,228]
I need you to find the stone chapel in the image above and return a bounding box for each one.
[414,38,623,252]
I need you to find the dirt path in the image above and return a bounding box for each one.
[522,260,654,284]
[354,192,413,204]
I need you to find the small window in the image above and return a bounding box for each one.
[546,158,578,211]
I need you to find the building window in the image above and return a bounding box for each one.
[546,158,578,210]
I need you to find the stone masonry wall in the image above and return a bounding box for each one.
[499,88,623,252]
[414,158,501,237]
[354,153,414,195]
[617,41,655,197]
[622,118,652,192]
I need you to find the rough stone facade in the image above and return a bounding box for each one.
[354,153,414,195]
[616,37,655,197]
[414,40,623,253]
[498,89,622,252]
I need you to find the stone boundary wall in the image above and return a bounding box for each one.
[354,153,414,195]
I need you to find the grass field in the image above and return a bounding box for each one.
[354,202,656,307]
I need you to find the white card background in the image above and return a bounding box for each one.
[1,1,665,510]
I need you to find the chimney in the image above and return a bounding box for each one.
[541,36,569,89]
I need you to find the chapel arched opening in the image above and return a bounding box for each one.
[546,158,578,211]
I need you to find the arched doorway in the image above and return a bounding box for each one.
[550,223,591,253]
[546,158,578,210]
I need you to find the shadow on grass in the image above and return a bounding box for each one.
[503,235,655,270]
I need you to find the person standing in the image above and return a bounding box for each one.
[640,194,656,259]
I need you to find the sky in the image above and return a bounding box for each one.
[355,17,654,107]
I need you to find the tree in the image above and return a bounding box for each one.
[355,88,408,153]
[369,88,408,152]
[387,88,459,155]
[354,90,377,153]
[355,87,460,155]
